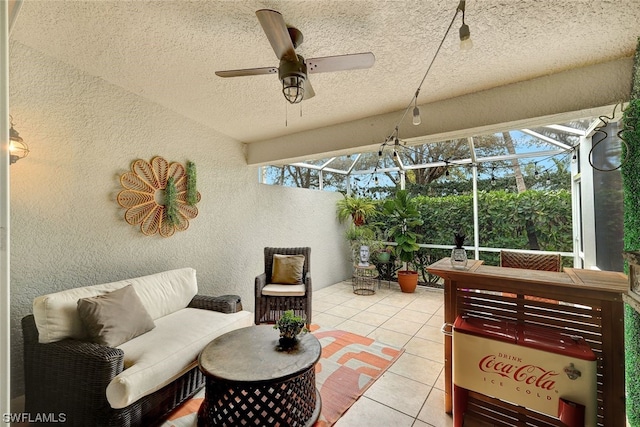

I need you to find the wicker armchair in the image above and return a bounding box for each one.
[255,247,312,326]
[500,250,562,272]
[22,294,242,427]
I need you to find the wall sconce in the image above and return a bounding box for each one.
[9,116,29,164]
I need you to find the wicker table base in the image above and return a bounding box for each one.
[197,325,321,427]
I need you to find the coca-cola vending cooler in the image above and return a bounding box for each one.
[452,316,597,427]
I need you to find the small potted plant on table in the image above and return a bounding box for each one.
[274,310,308,349]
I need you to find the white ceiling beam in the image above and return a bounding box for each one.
[246,58,632,165]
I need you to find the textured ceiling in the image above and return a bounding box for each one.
[9,0,640,146]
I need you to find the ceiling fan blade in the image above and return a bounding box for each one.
[215,67,278,78]
[256,9,297,62]
[307,52,375,74]
[303,78,315,100]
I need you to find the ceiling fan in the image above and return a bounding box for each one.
[215,9,375,104]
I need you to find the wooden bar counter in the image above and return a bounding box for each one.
[427,258,628,427]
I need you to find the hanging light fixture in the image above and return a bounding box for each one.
[279,56,306,104]
[412,102,421,126]
[412,89,421,126]
[282,75,305,104]
[392,136,401,157]
[8,116,29,164]
[458,0,473,51]
[376,1,473,161]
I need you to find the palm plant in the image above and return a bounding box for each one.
[336,196,377,226]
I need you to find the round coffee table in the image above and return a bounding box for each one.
[197,325,322,427]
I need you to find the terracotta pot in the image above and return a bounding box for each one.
[397,270,418,293]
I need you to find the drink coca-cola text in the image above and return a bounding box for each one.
[478,354,558,391]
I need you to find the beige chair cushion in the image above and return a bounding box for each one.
[271,254,305,285]
[261,284,306,297]
[77,285,156,347]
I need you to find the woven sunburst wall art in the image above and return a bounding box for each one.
[117,156,201,237]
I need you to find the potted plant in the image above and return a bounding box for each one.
[451,231,468,269]
[345,225,372,264]
[375,245,393,263]
[344,224,384,266]
[336,196,377,226]
[382,190,423,293]
[274,310,308,349]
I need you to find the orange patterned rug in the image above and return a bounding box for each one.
[161,324,404,427]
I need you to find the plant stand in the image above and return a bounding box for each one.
[352,265,378,295]
[374,260,394,288]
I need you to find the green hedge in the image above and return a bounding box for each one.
[375,189,573,252]
[372,189,573,280]
[622,36,640,425]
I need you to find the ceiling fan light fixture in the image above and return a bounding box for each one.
[282,75,305,104]
[279,55,307,104]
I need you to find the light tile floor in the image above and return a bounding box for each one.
[313,280,456,427]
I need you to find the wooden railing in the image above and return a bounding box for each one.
[427,258,628,427]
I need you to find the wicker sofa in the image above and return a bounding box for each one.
[21,268,253,426]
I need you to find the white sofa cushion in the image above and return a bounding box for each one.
[33,268,198,343]
[106,307,254,409]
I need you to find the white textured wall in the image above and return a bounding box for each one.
[8,41,351,397]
